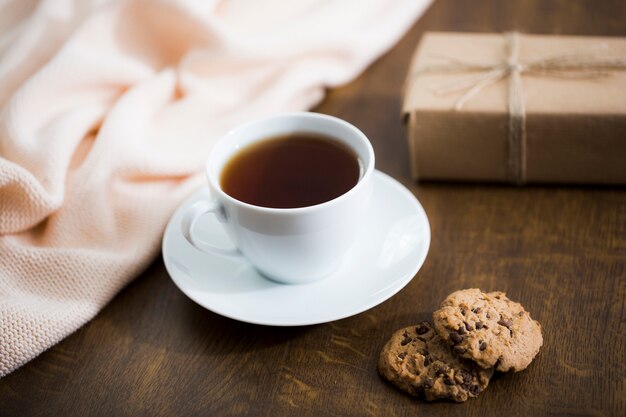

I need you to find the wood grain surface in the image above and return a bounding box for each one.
[1,1,625,416]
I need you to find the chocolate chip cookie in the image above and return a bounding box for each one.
[432,288,543,372]
[378,322,493,402]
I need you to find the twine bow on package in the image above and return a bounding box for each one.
[403,32,626,185]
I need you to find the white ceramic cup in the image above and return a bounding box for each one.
[181,112,375,284]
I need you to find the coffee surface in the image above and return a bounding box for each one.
[221,133,360,208]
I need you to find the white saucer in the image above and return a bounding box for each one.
[162,170,430,326]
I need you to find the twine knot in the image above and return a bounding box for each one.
[505,62,524,74]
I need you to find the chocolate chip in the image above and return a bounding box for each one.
[464,322,473,331]
[453,346,467,355]
[495,295,501,299]
[460,370,472,383]
[416,323,429,335]
[498,318,513,328]
[434,365,446,376]
[479,341,487,351]
[449,331,463,344]
[461,308,467,316]
[486,313,491,319]
[419,348,430,356]
[416,336,426,342]
[472,307,481,314]
[401,335,412,346]
[443,375,455,386]
[457,326,467,335]
[475,321,484,330]
[397,352,407,359]
[469,384,481,394]
[423,357,431,366]
[422,377,434,389]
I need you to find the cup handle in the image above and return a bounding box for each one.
[181,200,243,260]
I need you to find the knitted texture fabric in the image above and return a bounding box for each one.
[0,0,431,376]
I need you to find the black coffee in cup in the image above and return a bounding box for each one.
[220,133,360,209]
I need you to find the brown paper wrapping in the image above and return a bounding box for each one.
[403,32,626,184]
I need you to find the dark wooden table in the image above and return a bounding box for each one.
[1,1,625,416]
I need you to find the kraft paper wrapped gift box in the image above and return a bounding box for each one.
[403,32,626,184]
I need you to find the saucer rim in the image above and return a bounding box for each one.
[162,170,430,326]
